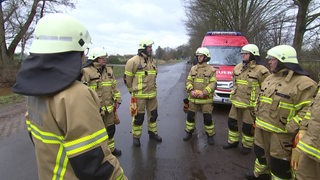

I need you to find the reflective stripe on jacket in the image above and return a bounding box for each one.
[298,86,320,162]
[124,54,157,99]
[186,63,217,104]
[255,69,317,134]
[230,61,270,108]
[26,81,125,180]
[82,62,121,112]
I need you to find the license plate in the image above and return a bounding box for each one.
[222,98,230,103]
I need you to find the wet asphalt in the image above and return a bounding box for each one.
[0,62,255,180]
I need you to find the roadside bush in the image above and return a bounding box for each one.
[108,55,122,64]
[0,65,20,88]
[300,61,320,82]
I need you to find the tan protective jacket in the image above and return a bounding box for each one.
[124,53,157,99]
[82,62,121,113]
[186,63,217,104]
[231,61,270,108]
[297,84,320,162]
[255,69,317,134]
[26,81,125,180]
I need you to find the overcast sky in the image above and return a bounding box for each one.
[65,0,189,55]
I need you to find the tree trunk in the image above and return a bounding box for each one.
[293,0,310,59]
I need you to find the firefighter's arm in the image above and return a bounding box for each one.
[25,111,34,145]
[113,83,122,105]
[108,68,122,104]
[203,68,217,96]
[61,84,119,180]
[81,68,90,85]
[286,81,317,133]
[124,59,134,92]
[186,75,194,92]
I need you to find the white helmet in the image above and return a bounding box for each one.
[138,38,154,49]
[30,13,91,54]
[266,45,298,64]
[241,44,260,56]
[196,47,211,61]
[87,47,108,60]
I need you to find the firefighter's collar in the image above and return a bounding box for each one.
[276,69,294,82]
[93,62,104,69]
[249,60,257,68]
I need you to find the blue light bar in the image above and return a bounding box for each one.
[206,31,242,36]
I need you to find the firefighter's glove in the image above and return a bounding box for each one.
[183,98,189,113]
[130,97,138,117]
[113,102,121,124]
[190,90,197,97]
[191,90,203,98]
[100,106,107,116]
[198,91,208,99]
[291,147,301,170]
[114,111,120,125]
[293,130,306,148]
[251,123,256,135]
[114,101,121,109]
[290,130,306,170]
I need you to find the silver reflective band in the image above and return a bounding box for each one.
[269,49,281,58]
[288,55,297,59]
[37,35,72,42]
[241,50,250,54]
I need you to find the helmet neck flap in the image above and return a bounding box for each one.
[13,52,83,96]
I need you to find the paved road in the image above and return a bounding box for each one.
[0,62,255,180]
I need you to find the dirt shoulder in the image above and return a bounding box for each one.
[0,101,26,138]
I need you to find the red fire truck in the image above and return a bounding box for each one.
[201,31,248,104]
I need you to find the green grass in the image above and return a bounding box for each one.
[0,93,25,108]
[111,66,125,78]
[109,59,182,78]
[0,60,180,108]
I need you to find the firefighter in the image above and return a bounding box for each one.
[246,45,317,180]
[293,83,320,179]
[12,14,127,179]
[81,47,122,157]
[223,44,270,154]
[183,47,217,145]
[124,38,162,147]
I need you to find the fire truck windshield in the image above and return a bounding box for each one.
[206,46,242,66]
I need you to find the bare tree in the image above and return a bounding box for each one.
[184,0,290,51]
[293,0,320,58]
[0,0,76,66]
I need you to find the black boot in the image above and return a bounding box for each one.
[149,134,162,142]
[183,132,192,141]
[133,137,141,147]
[112,148,122,157]
[245,172,270,180]
[245,172,258,180]
[223,142,239,149]
[240,146,251,155]
[259,174,271,180]
[207,136,215,145]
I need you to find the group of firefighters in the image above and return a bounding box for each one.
[187,43,320,180]
[11,13,320,179]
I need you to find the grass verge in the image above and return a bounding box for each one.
[0,94,25,108]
